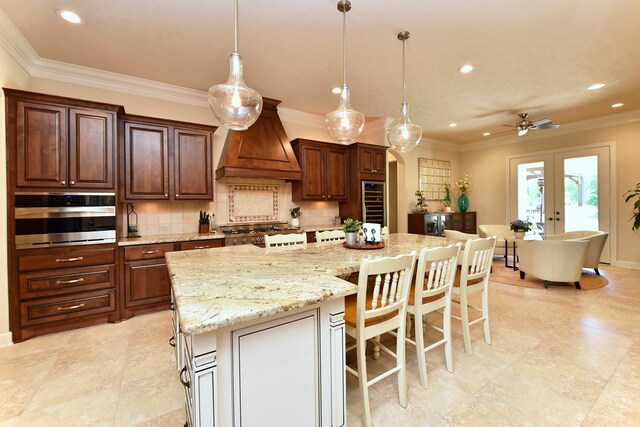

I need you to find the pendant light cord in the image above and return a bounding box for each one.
[342,6,347,85]
[234,0,239,53]
[402,37,406,103]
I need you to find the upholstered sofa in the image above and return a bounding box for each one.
[517,240,590,289]
[544,231,608,275]
[478,225,515,257]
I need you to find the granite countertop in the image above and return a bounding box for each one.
[118,232,225,246]
[167,233,453,336]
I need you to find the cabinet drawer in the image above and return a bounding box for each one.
[20,265,115,299]
[19,247,116,272]
[20,289,115,327]
[123,243,176,261]
[178,240,223,251]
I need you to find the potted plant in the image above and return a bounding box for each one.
[290,207,301,228]
[510,219,532,239]
[414,189,428,213]
[624,182,640,231]
[342,218,362,245]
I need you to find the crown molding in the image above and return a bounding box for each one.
[460,109,640,152]
[31,58,210,107]
[0,7,37,75]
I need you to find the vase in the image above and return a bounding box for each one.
[514,231,525,239]
[291,218,299,228]
[345,232,357,245]
[458,193,469,212]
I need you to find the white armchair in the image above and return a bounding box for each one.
[478,225,514,257]
[544,231,608,275]
[517,240,589,289]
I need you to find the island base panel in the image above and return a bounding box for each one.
[179,297,346,427]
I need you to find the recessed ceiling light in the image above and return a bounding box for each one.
[483,132,491,136]
[449,123,457,128]
[459,65,474,74]
[587,83,605,90]
[611,103,624,108]
[56,10,84,25]
[331,87,341,94]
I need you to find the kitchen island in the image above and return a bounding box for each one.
[166,234,451,427]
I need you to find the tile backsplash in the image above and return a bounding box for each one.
[121,177,339,236]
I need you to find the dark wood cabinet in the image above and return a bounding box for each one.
[12,95,116,190]
[121,116,216,201]
[16,101,67,188]
[13,244,118,342]
[339,142,387,222]
[69,108,115,189]
[119,239,224,320]
[408,212,477,236]
[359,145,387,179]
[174,128,213,200]
[291,139,348,201]
[123,122,170,200]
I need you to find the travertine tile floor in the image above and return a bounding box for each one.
[1,264,639,426]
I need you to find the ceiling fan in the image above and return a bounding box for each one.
[501,113,560,136]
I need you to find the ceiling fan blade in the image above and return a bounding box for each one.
[534,123,560,129]
[518,128,529,136]
[531,118,552,127]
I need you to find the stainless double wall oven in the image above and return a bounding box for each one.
[14,192,116,249]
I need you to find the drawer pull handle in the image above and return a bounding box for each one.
[57,303,85,311]
[179,366,190,388]
[142,250,160,255]
[169,336,176,347]
[193,246,209,249]
[170,302,175,311]
[56,257,84,263]
[56,278,84,285]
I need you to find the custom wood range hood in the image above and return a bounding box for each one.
[215,97,302,180]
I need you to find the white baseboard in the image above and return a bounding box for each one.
[0,331,13,347]
[611,260,640,270]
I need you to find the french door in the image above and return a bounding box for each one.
[509,146,610,262]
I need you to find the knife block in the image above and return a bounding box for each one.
[199,222,210,234]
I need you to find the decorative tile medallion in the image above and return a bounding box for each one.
[228,184,279,223]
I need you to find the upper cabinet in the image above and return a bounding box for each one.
[291,139,348,201]
[358,144,387,179]
[7,91,117,190]
[120,115,216,201]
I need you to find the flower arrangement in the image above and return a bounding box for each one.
[342,218,362,233]
[510,219,532,232]
[290,207,301,218]
[414,189,428,213]
[454,174,472,194]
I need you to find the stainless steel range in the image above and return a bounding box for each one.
[220,222,297,246]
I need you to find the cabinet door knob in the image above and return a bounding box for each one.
[164,194,168,197]
[327,195,331,199]
[61,180,66,185]
[70,181,75,185]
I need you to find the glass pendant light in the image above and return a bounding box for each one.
[208,0,263,130]
[325,0,365,144]
[387,31,422,153]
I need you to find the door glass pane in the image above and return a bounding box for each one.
[564,156,598,231]
[517,162,545,236]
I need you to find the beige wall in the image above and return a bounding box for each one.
[0,46,31,343]
[459,121,640,265]
[392,144,462,233]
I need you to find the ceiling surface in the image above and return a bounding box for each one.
[2,0,640,143]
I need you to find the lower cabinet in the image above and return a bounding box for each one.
[13,244,118,342]
[120,239,224,320]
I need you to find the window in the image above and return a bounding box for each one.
[418,158,451,200]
